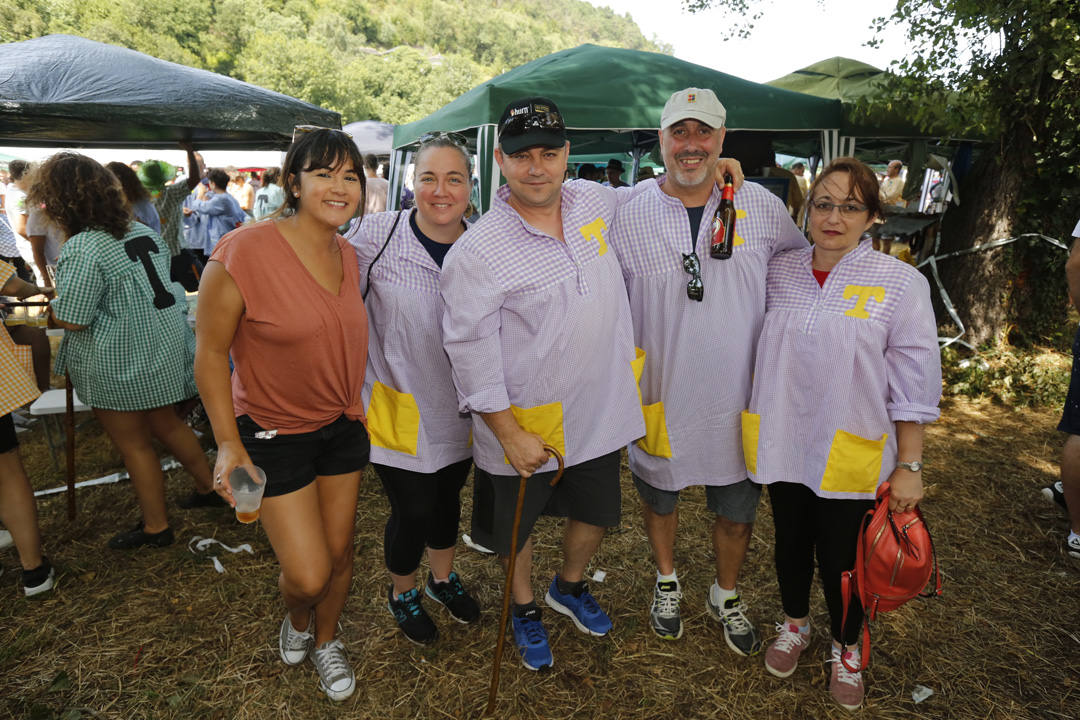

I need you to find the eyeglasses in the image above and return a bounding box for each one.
[418,131,469,149]
[682,252,703,302]
[809,199,869,217]
[291,125,353,142]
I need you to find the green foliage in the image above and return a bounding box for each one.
[940,343,1070,408]
[3,0,668,124]
[688,0,1080,342]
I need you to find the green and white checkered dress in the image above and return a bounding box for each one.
[52,223,197,411]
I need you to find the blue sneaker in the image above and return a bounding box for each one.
[544,575,612,636]
[511,607,553,671]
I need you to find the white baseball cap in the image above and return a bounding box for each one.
[660,88,727,130]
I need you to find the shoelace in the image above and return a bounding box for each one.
[443,574,466,598]
[578,588,602,615]
[654,584,682,615]
[720,600,752,633]
[771,622,807,652]
[399,590,425,617]
[829,648,862,687]
[518,615,547,645]
[313,640,350,681]
[285,623,312,650]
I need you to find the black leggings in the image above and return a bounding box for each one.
[375,459,472,576]
[768,482,874,646]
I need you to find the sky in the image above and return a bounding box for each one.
[586,0,911,83]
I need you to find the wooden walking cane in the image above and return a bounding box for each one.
[485,444,564,717]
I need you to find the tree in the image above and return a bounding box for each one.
[688,0,1080,346]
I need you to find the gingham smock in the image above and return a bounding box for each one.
[52,223,196,410]
[440,180,647,475]
[744,240,941,500]
[0,261,41,416]
[608,179,808,490]
[345,209,473,473]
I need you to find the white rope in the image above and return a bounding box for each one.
[915,232,1069,348]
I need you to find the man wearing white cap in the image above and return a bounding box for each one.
[608,88,808,653]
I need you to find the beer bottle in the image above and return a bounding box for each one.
[710,173,736,259]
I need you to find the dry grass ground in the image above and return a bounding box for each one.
[1,395,1078,720]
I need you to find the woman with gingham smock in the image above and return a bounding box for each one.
[345,132,480,646]
[33,153,215,551]
[743,157,941,710]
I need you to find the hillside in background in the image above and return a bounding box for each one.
[1,0,669,125]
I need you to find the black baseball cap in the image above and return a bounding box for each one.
[497,97,567,154]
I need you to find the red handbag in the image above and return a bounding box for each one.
[840,481,942,672]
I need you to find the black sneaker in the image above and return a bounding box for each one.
[178,490,228,509]
[425,571,480,624]
[388,585,438,645]
[22,559,54,597]
[107,523,175,550]
[1042,481,1069,511]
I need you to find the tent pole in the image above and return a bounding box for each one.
[630,147,644,187]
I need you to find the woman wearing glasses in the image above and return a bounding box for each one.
[195,128,369,702]
[742,157,940,710]
[344,132,479,646]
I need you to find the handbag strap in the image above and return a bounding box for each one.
[362,210,405,301]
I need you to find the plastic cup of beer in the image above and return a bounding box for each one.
[230,465,267,523]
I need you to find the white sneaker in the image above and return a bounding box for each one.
[311,638,355,701]
[1067,534,1080,559]
[278,614,314,665]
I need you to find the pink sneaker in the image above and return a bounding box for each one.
[827,645,865,710]
[764,622,810,678]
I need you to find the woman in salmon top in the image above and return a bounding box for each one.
[195,128,369,702]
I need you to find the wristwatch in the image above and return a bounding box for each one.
[896,460,923,472]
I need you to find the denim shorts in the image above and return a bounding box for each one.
[632,473,761,524]
[237,414,369,497]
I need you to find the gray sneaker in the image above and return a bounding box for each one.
[311,638,355,702]
[705,592,762,656]
[1068,533,1080,559]
[278,614,314,666]
[649,580,683,640]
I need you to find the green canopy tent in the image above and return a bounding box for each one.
[766,57,963,160]
[768,57,981,246]
[389,44,842,212]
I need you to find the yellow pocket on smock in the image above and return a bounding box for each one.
[506,401,566,462]
[820,429,887,494]
[367,382,421,456]
[740,411,761,475]
[631,347,646,388]
[637,402,673,458]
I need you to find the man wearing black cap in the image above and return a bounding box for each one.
[440,96,647,671]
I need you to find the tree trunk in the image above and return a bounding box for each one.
[932,132,1030,346]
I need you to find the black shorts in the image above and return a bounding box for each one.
[0,413,17,454]
[237,414,369,497]
[1059,325,1080,435]
[473,450,622,556]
